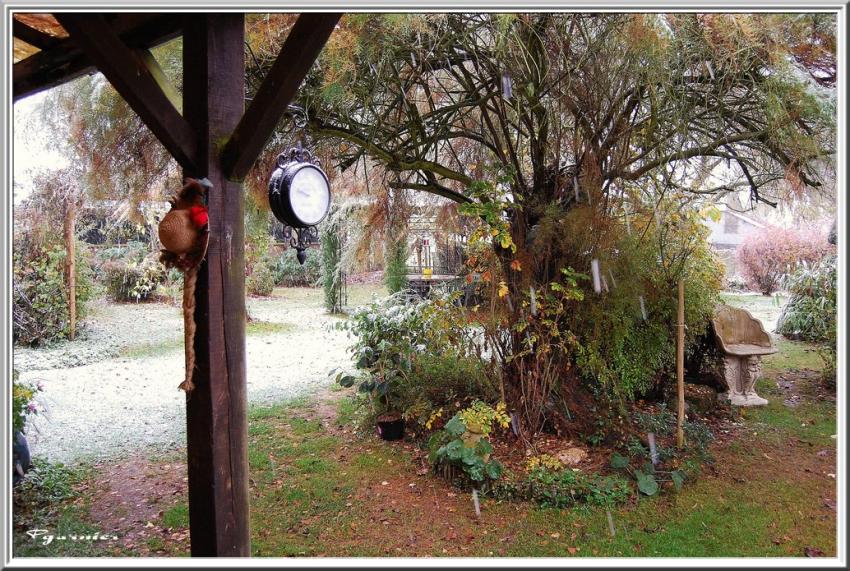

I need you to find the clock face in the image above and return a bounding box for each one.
[289,165,330,226]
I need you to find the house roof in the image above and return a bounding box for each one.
[718,205,767,229]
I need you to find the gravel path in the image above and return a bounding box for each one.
[16,288,357,465]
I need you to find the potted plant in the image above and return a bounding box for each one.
[333,295,426,440]
[334,292,463,441]
[12,370,43,485]
[335,349,410,441]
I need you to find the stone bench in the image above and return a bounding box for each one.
[712,304,777,407]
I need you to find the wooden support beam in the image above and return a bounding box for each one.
[136,48,182,113]
[221,13,340,181]
[13,13,182,102]
[182,13,250,557]
[53,14,198,172]
[13,18,62,50]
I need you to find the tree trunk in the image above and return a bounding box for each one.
[64,199,76,341]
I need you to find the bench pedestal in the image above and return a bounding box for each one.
[718,355,768,407]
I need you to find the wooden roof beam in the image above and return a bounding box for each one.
[13,18,63,50]
[53,13,198,173]
[13,13,182,102]
[220,13,341,181]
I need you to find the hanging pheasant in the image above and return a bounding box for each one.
[158,178,210,393]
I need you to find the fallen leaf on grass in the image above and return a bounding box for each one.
[804,547,825,557]
[550,533,560,539]
[567,547,578,555]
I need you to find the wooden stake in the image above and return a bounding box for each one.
[676,279,685,448]
[63,198,76,341]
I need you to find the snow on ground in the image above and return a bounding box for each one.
[15,288,361,465]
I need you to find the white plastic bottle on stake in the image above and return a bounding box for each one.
[501,72,513,99]
[591,259,602,294]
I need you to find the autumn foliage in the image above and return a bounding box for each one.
[736,226,833,295]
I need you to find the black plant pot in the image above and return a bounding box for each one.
[376,415,405,441]
[13,431,31,486]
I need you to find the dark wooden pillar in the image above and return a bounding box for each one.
[182,13,250,557]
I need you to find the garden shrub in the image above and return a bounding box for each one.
[154,267,185,305]
[272,250,322,287]
[736,226,833,295]
[484,454,632,508]
[101,252,164,302]
[321,219,346,312]
[776,254,837,342]
[244,191,272,280]
[246,261,276,296]
[427,402,509,485]
[12,242,94,346]
[567,219,723,405]
[776,254,837,383]
[13,458,81,505]
[384,236,409,294]
[12,370,45,436]
[401,353,499,430]
[524,465,632,508]
[337,291,495,427]
[607,404,714,497]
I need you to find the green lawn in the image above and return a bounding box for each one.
[13,286,836,558]
[15,358,836,558]
[719,292,787,332]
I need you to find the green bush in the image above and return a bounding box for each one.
[607,408,714,497]
[321,221,345,312]
[272,250,321,287]
[246,262,276,296]
[485,455,632,508]
[566,216,722,403]
[384,237,409,294]
[336,290,495,425]
[776,255,836,342]
[401,354,499,431]
[12,370,44,436]
[154,268,185,305]
[776,254,837,383]
[101,252,164,302]
[427,402,509,485]
[14,458,80,505]
[13,243,94,345]
[525,465,632,508]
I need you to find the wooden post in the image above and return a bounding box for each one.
[63,197,76,341]
[182,13,250,557]
[676,279,685,448]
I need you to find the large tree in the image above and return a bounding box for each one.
[282,13,836,429]
[294,12,834,252]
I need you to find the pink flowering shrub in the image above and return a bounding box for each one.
[736,226,833,295]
